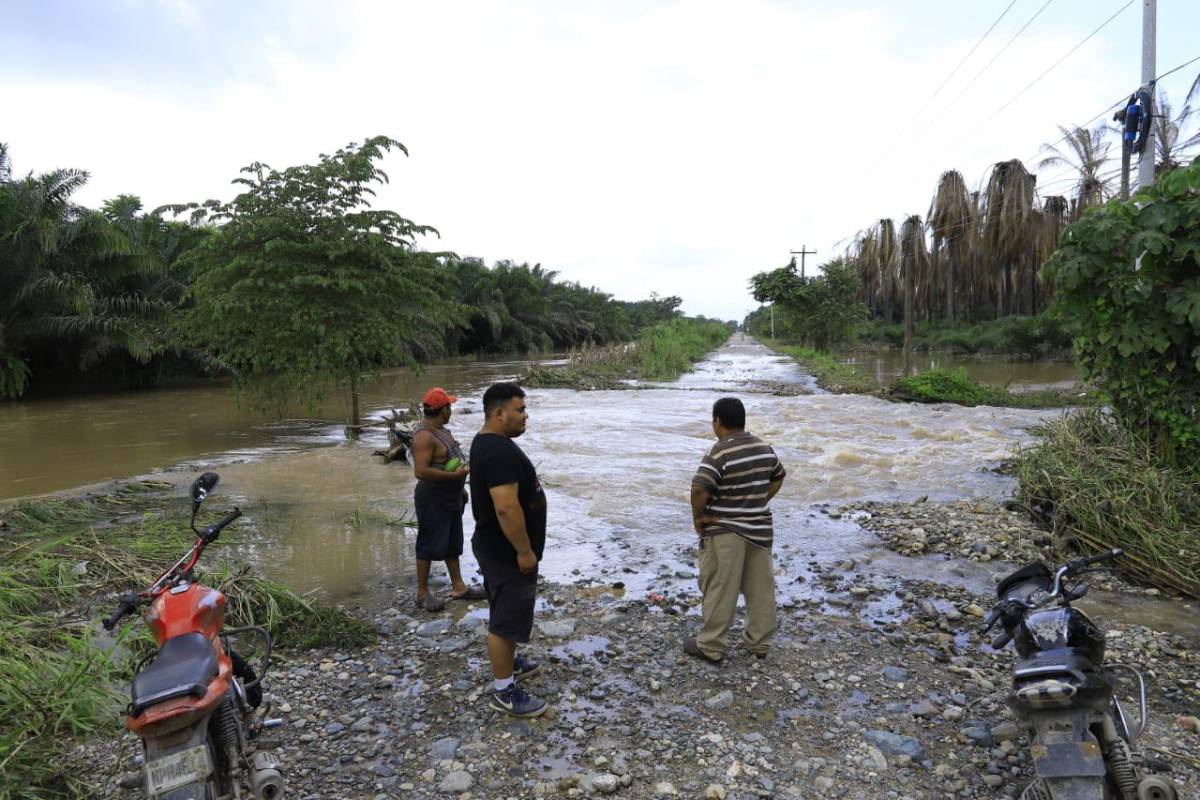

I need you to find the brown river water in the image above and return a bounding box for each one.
[2,338,1195,638]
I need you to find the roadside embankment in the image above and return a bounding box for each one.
[0,485,372,800]
[521,319,730,390]
[853,315,1073,361]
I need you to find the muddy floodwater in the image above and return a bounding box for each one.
[4,338,1195,638]
[832,348,1080,389]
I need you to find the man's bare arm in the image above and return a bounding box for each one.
[412,431,468,482]
[490,483,536,571]
[766,477,784,502]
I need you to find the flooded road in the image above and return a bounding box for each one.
[6,337,1195,638]
[206,340,1068,604]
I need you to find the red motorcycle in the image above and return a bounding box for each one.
[103,472,285,800]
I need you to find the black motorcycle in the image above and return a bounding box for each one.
[980,548,1178,800]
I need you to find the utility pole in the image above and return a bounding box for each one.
[790,246,817,279]
[770,304,775,339]
[1137,0,1157,190]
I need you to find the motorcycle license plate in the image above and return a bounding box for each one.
[145,745,212,797]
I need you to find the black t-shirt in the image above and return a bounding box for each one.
[469,433,547,561]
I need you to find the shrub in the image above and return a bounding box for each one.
[1044,160,1200,461]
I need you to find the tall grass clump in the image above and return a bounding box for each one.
[522,318,729,388]
[638,318,729,380]
[1013,409,1200,597]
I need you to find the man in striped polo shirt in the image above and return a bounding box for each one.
[686,397,786,662]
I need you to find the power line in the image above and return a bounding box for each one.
[853,1,1019,185]
[937,0,1137,167]
[928,0,1058,134]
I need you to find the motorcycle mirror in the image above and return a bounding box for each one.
[190,472,221,514]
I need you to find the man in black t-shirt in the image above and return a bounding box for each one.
[470,382,548,718]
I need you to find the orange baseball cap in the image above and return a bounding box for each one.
[422,387,458,408]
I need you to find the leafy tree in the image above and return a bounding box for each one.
[170,136,450,425]
[1044,159,1200,461]
[749,258,865,348]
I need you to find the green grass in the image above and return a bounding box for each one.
[889,368,1098,408]
[855,314,1074,360]
[1013,409,1200,598]
[763,341,879,394]
[0,484,374,800]
[521,318,730,389]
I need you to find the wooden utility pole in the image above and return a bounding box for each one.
[790,246,817,279]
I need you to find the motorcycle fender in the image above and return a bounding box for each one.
[1029,740,1106,779]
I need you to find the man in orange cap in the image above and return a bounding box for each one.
[411,387,484,611]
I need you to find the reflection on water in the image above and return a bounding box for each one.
[833,349,1080,388]
[0,356,538,501]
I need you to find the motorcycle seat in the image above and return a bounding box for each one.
[1013,648,1098,682]
[130,632,219,716]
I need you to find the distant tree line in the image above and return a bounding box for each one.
[0,140,689,401]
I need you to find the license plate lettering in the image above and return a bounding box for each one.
[146,745,211,796]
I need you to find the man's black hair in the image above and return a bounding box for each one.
[712,397,745,430]
[483,382,526,416]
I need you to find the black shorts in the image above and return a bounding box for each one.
[414,485,464,561]
[473,544,539,643]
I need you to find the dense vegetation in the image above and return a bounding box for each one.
[0,140,705,405]
[744,258,865,348]
[1015,159,1200,596]
[854,314,1073,360]
[521,317,731,389]
[0,483,372,799]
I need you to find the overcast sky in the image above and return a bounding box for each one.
[4,0,1198,320]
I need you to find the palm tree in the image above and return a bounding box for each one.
[899,215,928,374]
[983,159,1037,317]
[876,219,900,324]
[1153,91,1200,173]
[928,170,974,325]
[1037,125,1113,217]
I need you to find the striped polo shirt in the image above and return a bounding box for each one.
[692,431,786,549]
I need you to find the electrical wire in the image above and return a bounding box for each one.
[935,0,1136,167]
[851,1,1019,187]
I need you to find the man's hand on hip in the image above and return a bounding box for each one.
[693,515,716,535]
[517,549,538,574]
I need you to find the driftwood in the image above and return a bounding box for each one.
[371,407,417,464]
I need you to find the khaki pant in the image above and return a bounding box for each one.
[696,533,777,659]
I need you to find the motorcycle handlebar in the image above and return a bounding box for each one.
[203,508,242,542]
[1067,548,1122,574]
[102,593,141,631]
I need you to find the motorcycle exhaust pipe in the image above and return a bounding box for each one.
[249,751,285,800]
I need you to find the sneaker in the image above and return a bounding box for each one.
[513,654,541,679]
[490,683,547,718]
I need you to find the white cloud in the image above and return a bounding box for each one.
[2,1,1140,320]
